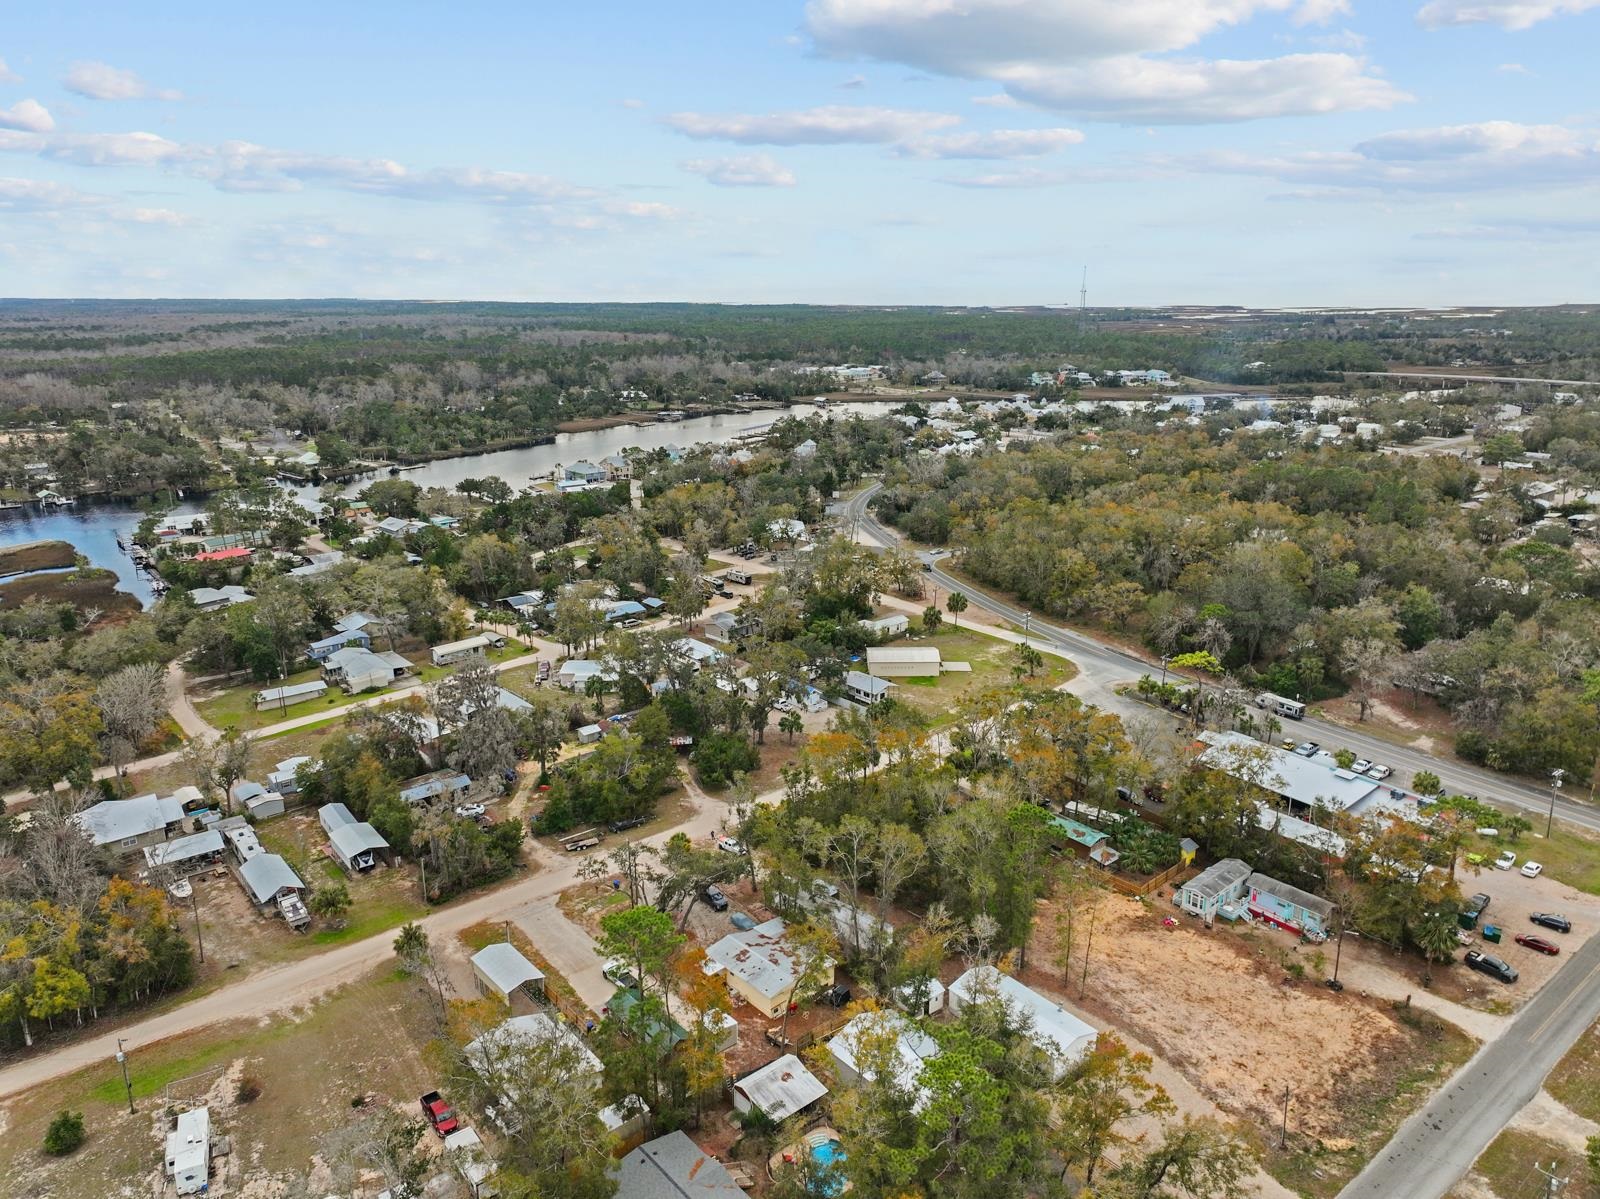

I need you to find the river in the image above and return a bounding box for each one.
[0,400,899,608]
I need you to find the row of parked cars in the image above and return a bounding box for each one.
[1461,892,1574,983]
[1286,739,1393,780]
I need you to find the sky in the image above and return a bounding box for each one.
[0,1,1597,308]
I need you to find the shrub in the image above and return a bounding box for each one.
[692,732,759,790]
[43,1110,85,1156]
[236,1077,263,1104]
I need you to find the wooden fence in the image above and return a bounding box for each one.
[1105,860,1193,899]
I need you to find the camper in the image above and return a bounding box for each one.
[1255,692,1306,720]
[725,567,753,586]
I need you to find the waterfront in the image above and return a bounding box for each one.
[0,400,897,608]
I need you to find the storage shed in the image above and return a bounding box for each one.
[866,646,942,678]
[471,942,547,1008]
[731,1054,828,1122]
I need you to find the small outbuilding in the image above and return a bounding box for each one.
[866,646,941,678]
[731,1054,828,1123]
[254,679,328,710]
[318,803,392,873]
[471,942,547,1009]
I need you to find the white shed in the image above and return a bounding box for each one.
[471,942,547,1007]
[731,1054,828,1122]
[948,965,1096,1078]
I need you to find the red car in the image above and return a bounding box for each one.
[1514,933,1560,956]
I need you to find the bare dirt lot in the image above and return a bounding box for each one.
[1032,892,1477,1198]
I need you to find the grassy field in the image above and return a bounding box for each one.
[1546,1020,1600,1123]
[878,626,1076,725]
[1466,819,1600,896]
[0,967,440,1198]
[196,638,528,732]
[1454,1128,1599,1199]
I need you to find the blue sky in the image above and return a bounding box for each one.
[1,1,1596,307]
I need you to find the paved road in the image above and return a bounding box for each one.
[841,484,1600,833]
[1348,371,1599,388]
[1340,931,1600,1199]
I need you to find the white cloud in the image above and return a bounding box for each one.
[64,61,183,101]
[1176,120,1600,191]
[937,167,1072,188]
[897,127,1085,158]
[0,58,20,85]
[42,130,182,165]
[999,53,1407,123]
[125,206,194,226]
[665,105,960,144]
[620,98,645,109]
[682,153,798,186]
[1294,0,1352,23]
[804,0,1408,122]
[0,176,103,211]
[1497,61,1532,73]
[0,99,55,134]
[1415,0,1600,28]
[972,93,1020,108]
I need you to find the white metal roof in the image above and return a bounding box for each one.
[866,646,941,665]
[1181,857,1253,903]
[329,821,389,861]
[74,793,186,846]
[1198,731,1381,813]
[238,853,305,904]
[706,918,808,1000]
[950,965,1096,1064]
[732,1054,827,1122]
[828,1010,940,1110]
[465,1012,602,1082]
[143,829,223,867]
[471,942,546,997]
[319,802,355,832]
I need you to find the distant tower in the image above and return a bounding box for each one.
[1078,266,1089,330]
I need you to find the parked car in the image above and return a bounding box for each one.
[730,912,758,931]
[1281,739,1298,751]
[1521,861,1544,879]
[716,835,743,853]
[1352,759,1372,774]
[420,1091,460,1136]
[1531,912,1572,933]
[1514,933,1560,955]
[1494,850,1517,871]
[1366,764,1393,780]
[608,816,648,833]
[702,884,729,912]
[1293,742,1319,757]
[1464,950,1519,984]
[454,802,487,820]
[602,958,640,988]
[819,984,853,1007]
[1463,892,1491,921]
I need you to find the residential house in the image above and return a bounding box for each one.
[768,517,806,543]
[947,965,1095,1078]
[614,1131,743,1199]
[318,803,392,873]
[843,670,894,704]
[828,1010,941,1111]
[287,550,345,579]
[866,646,941,678]
[194,546,252,564]
[307,627,372,662]
[730,1054,828,1122]
[333,611,379,635]
[470,942,546,1009]
[669,637,724,668]
[865,613,909,638]
[1246,873,1334,938]
[501,590,546,616]
[703,610,759,645]
[465,1013,604,1102]
[601,454,632,479]
[792,438,818,460]
[604,987,688,1054]
[563,461,610,485]
[187,585,254,612]
[1177,858,1253,924]
[705,917,830,1018]
[254,679,328,710]
[266,756,315,795]
[399,770,472,807]
[322,645,413,693]
[557,659,616,691]
[431,634,493,666]
[74,793,187,855]
[605,600,648,624]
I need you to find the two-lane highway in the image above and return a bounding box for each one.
[840,482,1600,832]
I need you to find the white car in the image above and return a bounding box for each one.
[454,802,487,820]
[1494,850,1517,871]
[1521,861,1544,879]
[1352,759,1373,774]
[716,835,743,854]
[1366,764,1393,780]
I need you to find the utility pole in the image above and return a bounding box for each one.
[1279,1085,1291,1149]
[1535,1158,1567,1197]
[1547,768,1565,839]
[116,1038,135,1114]
[190,888,205,964]
[1078,898,1098,998]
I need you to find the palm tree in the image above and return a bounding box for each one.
[779,710,803,743]
[946,590,968,629]
[1414,911,1461,985]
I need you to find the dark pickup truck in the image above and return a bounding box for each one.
[420,1090,460,1136]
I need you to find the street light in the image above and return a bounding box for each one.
[1547,768,1565,839]
[1022,611,1032,645]
[1159,654,1170,685]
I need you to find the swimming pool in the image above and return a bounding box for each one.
[811,1139,845,1167]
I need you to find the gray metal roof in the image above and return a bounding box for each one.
[143,829,224,867]
[1247,872,1335,921]
[238,853,305,904]
[329,821,389,861]
[74,794,186,845]
[706,919,805,1000]
[319,802,356,832]
[614,1131,743,1199]
[1182,858,1252,903]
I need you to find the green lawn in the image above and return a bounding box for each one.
[255,814,427,946]
[195,637,527,732]
[878,625,1076,725]
[1547,1021,1600,1123]
[1460,1128,1600,1199]
[1465,818,1600,896]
